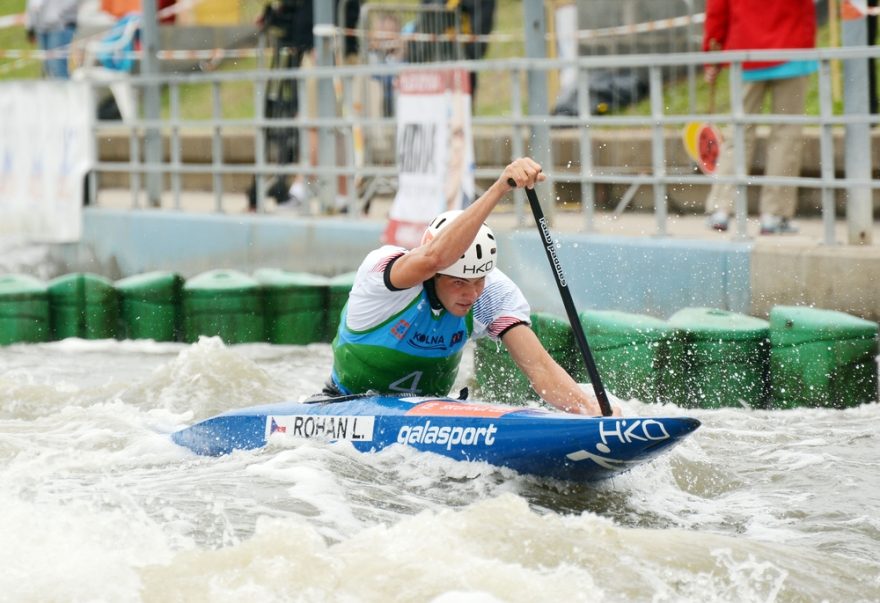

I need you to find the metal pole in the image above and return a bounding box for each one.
[141,0,162,208]
[649,65,668,237]
[170,83,181,210]
[523,0,554,224]
[511,67,526,227]
[818,60,837,245]
[211,82,223,213]
[577,66,596,232]
[85,80,98,207]
[253,70,266,214]
[685,0,697,113]
[841,6,874,245]
[314,0,337,213]
[730,62,749,241]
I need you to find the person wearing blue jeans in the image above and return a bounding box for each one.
[26,0,79,79]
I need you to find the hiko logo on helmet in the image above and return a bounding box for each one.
[422,210,497,278]
[462,260,494,275]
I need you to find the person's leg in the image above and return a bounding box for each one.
[41,25,75,79]
[704,80,766,225]
[287,49,318,206]
[36,31,51,78]
[759,75,808,222]
[335,52,363,207]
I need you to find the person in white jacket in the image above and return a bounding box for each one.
[26,0,80,79]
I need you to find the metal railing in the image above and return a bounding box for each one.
[85,44,880,246]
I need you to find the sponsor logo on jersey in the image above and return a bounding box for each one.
[266,415,375,442]
[397,420,498,451]
[390,318,410,340]
[408,330,447,350]
[450,330,464,345]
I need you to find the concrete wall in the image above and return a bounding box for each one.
[751,243,880,320]
[56,209,383,279]
[51,207,880,321]
[501,231,751,318]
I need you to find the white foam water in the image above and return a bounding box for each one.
[1,337,878,602]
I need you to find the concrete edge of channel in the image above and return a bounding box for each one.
[46,207,880,322]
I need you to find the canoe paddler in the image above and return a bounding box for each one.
[324,157,621,417]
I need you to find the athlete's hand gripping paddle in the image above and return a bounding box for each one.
[507,177,613,417]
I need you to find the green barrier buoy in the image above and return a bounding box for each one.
[254,268,329,345]
[47,273,119,340]
[182,269,264,344]
[0,274,50,345]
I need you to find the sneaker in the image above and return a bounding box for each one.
[285,181,308,205]
[335,195,350,212]
[759,214,799,235]
[706,210,729,232]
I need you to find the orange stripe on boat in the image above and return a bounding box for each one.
[407,400,513,418]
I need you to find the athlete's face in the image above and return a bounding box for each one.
[434,275,486,317]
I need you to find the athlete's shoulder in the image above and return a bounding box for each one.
[484,268,522,296]
[361,245,408,273]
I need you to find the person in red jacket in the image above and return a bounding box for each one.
[702,0,817,235]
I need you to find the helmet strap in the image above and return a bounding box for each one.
[423,277,444,312]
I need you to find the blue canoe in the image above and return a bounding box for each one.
[172,395,700,482]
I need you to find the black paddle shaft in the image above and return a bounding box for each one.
[510,180,612,416]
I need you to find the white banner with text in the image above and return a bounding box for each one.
[0,81,92,242]
[383,69,475,249]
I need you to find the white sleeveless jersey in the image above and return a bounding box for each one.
[344,245,531,341]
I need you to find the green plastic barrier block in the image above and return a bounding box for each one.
[326,271,358,342]
[115,271,183,341]
[0,274,50,345]
[182,269,264,344]
[48,273,119,340]
[770,306,878,409]
[667,307,770,409]
[578,310,672,402]
[475,312,574,404]
[255,269,330,345]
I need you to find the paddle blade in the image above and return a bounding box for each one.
[682,121,702,163]
[697,123,722,175]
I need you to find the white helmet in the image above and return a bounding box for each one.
[421,210,497,278]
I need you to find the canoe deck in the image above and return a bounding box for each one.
[173,396,700,482]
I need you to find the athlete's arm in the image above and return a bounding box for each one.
[389,158,544,290]
[501,324,621,416]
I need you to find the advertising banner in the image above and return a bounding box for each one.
[383,69,475,249]
[0,81,92,242]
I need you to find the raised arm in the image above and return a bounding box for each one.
[389,157,545,290]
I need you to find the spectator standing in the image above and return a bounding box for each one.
[458,0,496,101]
[249,0,361,212]
[703,0,818,235]
[411,0,496,102]
[25,0,80,79]
[367,11,404,117]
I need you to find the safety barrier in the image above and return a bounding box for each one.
[75,45,879,244]
[0,269,357,346]
[1,269,876,408]
[475,307,879,410]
